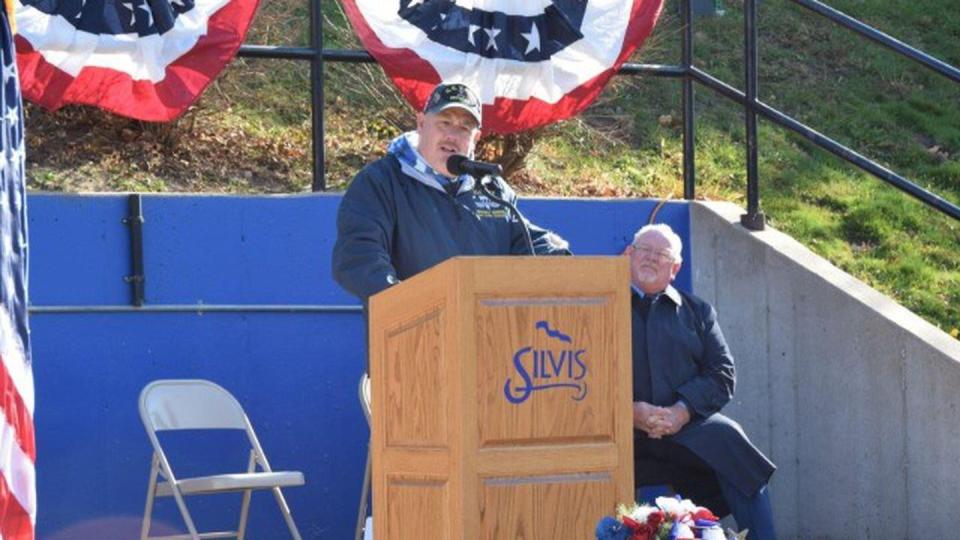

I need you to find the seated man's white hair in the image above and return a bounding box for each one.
[632,223,683,262]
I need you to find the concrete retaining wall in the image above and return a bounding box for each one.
[690,201,960,539]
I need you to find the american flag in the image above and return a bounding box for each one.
[0,8,35,540]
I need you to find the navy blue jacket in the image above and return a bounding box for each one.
[332,155,570,301]
[633,285,776,497]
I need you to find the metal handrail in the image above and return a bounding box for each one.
[790,0,960,85]
[238,46,688,76]
[233,0,960,227]
[29,304,362,314]
[689,67,960,222]
[711,0,960,228]
[238,46,372,62]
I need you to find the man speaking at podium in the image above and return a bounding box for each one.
[332,81,570,302]
[627,224,777,540]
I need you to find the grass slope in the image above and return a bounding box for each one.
[22,0,960,335]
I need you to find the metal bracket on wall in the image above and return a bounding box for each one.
[121,194,146,306]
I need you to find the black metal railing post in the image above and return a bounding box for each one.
[741,0,765,230]
[122,194,146,306]
[682,0,696,200]
[309,0,326,191]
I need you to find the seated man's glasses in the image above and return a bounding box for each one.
[632,244,675,264]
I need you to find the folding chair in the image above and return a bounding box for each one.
[139,379,304,540]
[354,374,372,540]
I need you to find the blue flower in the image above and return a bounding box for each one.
[595,516,631,540]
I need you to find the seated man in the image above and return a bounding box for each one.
[627,223,777,540]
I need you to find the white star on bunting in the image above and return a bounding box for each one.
[137,0,154,27]
[121,2,136,25]
[467,24,480,46]
[432,11,448,30]
[521,22,541,55]
[484,27,500,51]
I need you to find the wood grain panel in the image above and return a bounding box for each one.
[476,297,617,447]
[535,473,617,539]
[476,442,618,476]
[387,476,450,540]
[480,473,617,540]
[383,308,448,448]
[480,480,533,540]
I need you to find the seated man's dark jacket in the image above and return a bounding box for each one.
[332,155,570,301]
[632,285,775,498]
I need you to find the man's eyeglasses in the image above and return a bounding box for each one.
[631,244,675,264]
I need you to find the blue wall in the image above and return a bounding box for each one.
[27,193,690,539]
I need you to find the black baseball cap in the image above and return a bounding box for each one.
[422,82,482,127]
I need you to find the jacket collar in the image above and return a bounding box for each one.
[662,284,683,306]
[388,132,476,196]
[631,283,684,307]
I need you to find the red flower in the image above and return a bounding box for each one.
[622,516,643,531]
[619,517,655,540]
[647,510,665,529]
[692,508,720,522]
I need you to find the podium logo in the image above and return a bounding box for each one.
[503,321,588,404]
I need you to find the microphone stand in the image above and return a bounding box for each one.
[477,175,535,256]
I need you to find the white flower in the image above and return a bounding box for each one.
[655,496,697,517]
[701,526,726,540]
[674,522,695,539]
[626,503,659,523]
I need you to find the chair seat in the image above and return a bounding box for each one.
[158,471,305,497]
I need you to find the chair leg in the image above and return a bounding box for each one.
[270,486,302,540]
[237,489,253,540]
[355,444,371,540]
[169,485,202,540]
[236,449,258,540]
[141,454,161,540]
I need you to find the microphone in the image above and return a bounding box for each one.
[447,154,536,256]
[446,154,503,179]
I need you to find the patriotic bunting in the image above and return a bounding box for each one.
[13,0,260,121]
[342,0,665,133]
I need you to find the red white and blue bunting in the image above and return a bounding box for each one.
[342,0,665,134]
[13,0,259,121]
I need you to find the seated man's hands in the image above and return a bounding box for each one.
[654,402,691,437]
[633,401,670,439]
[633,401,691,439]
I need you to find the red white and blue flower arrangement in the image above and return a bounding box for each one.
[596,495,746,540]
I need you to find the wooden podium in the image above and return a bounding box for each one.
[368,256,633,539]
